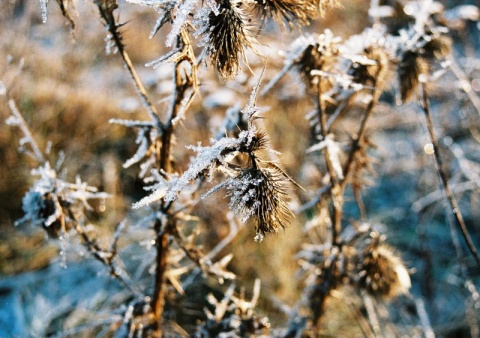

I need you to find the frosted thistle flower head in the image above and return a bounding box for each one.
[396,26,451,103]
[252,0,317,30]
[227,164,293,241]
[20,190,74,238]
[348,46,390,89]
[294,31,341,86]
[195,0,257,78]
[355,242,411,299]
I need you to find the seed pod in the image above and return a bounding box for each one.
[397,50,428,103]
[196,0,257,78]
[356,243,411,299]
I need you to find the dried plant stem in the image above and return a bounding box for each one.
[73,223,140,296]
[95,0,164,131]
[340,87,380,193]
[421,82,480,268]
[8,98,45,163]
[151,30,197,336]
[316,79,342,245]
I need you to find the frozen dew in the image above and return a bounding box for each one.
[166,0,199,47]
[254,232,264,242]
[423,143,434,155]
[40,0,48,23]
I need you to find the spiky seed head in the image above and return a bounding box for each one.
[237,130,269,154]
[356,244,411,299]
[295,31,340,87]
[397,50,428,103]
[253,0,317,30]
[315,0,340,15]
[349,47,390,89]
[227,165,293,241]
[422,35,451,60]
[198,0,257,79]
[34,193,73,238]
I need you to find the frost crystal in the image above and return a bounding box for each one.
[166,0,199,47]
[164,136,241,201]
[40,0,49,23]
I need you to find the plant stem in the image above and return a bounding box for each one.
[421,82,480,268]
[316,79,342,245]
[340,85,380,193]
[151,30,196,336]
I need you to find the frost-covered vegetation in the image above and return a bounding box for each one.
[1,0,480,337]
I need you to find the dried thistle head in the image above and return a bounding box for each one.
[349,46,390,89]
[355,241,411,299]
[422,34,451,60]
[397,50,428,103]
[226,164,293,241]
[22,191,74,238]
[253,0,317,30]
[295,31,341,87]
[397,28,451,103]
[314,0,340,17]
[196,0,257,78]
[237,129,269,154]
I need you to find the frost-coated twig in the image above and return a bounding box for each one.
[340,85,381,193]
[363,294,382,338]
[449,57,480,120]
[6,98,45,163]
[414,297,435,338]
[421,82,480,268]
[94,0,164,132]
[73,222,142,296]
[151,29,197,336]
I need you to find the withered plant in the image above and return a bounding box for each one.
[2,0,480,337]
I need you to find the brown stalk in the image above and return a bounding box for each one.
[95,2,198,333]
[316,78,342,245]
[421,82,480,268]
[94,0,164,132]
[151,29,197,336]
[340,84,381,193]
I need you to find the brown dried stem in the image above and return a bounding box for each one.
[420,82,480,268]
[340,85,381,193]
[316,78,342,245]
[151,29,197,336]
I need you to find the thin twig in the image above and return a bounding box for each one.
[340,86,380,193]
[421,82,480,268]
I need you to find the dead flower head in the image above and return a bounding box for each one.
[349,46,390,89]
[226,164,293,242]
[196,0,257,78]
[294,31,341,87]
[253,0,317,30]
[355,241,411,299]
[22,191,74,238]
[397,29,451,103]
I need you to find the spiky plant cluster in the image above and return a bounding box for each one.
[193,281,270,337]
[397,27,451,102]
[298,228,410,318]
[349,46,390,89]
[195,0,256,78]
[252,0,318,30]
[22,190,74,238]
[294,30,341,87]
[353,239,411,299]
[225,164,294,241]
